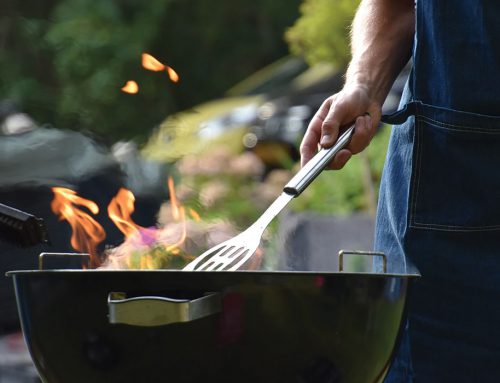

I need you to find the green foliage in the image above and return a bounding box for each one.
[155,0,302,109]
[285,0,360,67]
[175,148,271,228]
[1,0,301,141]
[44,0,175,139]
[173,125,392,225]
[1,0,175,140]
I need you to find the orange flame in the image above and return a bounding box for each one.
[107,188,145,238]
[163,177,187,251]
[121,80,139,94]
[142,53,166,72]
[51,179,204,270]
[104,177,194,269]
[168,177,181,220]
[51,187,106,267]
[188,208,201,221]
[166,66,179,83]
[141,53,180,83]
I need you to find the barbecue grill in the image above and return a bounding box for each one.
[8,250,419,383]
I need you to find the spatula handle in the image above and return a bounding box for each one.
[283,125,355,196]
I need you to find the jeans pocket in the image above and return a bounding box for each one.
[409,111,500,231]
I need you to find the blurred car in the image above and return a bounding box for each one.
[142,56,309,162]
[243,63,412,169]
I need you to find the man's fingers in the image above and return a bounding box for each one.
[300,98,332,166]
[325,113,373,169]
[348,114,374,154]
[329,149,352,170]
[300,87,382,169]
[300,117,322,167]
[300,145,317,168]
[320,99,349,147]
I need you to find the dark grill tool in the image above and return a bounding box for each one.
[0,203,49,247]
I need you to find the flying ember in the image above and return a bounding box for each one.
[121,80,139,94]
[141,52,180,83]
[166,66,179,83]
[141,53,166,72]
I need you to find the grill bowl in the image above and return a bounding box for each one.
[7,267,418,383]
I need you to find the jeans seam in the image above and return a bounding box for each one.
[409,222,500,232]
[408,111,421,229]
[418,115,500,133]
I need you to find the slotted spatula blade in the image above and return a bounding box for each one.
[183,192,293,271]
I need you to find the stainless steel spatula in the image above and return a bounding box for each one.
[183,125,355,271]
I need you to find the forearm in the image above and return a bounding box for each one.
[300,0,415,169]
[346,0,415,106]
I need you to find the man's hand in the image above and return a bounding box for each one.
[300,0,415,170]
[300,84,382,169]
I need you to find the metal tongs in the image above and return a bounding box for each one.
[183,125,355,271]
[0,203,49,247]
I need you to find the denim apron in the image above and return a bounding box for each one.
[376,1,500,382]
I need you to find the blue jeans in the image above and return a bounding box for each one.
[383,321,413,383]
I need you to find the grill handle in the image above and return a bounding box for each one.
[338,250,387,273]
[283,125,354,196]
[108,292,221,327]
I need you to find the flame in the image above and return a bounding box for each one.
[107,188,145,238]
[101,178,199,269]
[188,208,201,221]
[51,179,214,270]
[141,53,179,83]
[166,66,179,83]
[142,53,166,72]
[163,177,187,251]
[51,187,106,267]
[121,80,139,94]
[168,177,181,220]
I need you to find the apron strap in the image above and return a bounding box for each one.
[381,101,420,125]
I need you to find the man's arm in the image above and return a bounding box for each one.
[300,0,415,169]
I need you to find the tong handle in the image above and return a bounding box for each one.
[283,125,355,196]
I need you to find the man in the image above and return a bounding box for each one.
[300,0,500,382]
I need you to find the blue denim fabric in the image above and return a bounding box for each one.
[377,85,416,383]
[413,0,500,115]
[383,321,414,383]
[376,1,500,382]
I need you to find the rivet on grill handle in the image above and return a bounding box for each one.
[338,250,387,273]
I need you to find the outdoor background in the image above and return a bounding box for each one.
[1,0,358,141]
[0,0,408,278]
[1,0,409,379]
[0,0,388,224]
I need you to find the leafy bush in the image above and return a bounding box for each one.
[1,0,301,141]
[174,124,391,226]
[286,0,360,67]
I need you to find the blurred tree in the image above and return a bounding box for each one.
[285,0,360,67]
[0,0,300,142]
[44,0,176,140]
[152,0,302,111]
